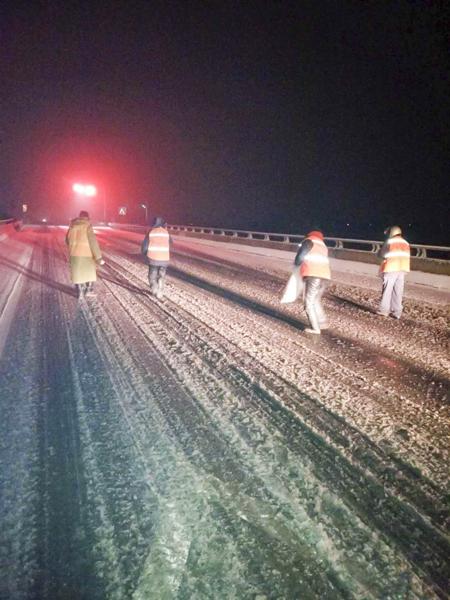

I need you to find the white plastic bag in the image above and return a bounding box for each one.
[280,270,303,303]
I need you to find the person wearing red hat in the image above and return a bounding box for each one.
[294,230,331,334]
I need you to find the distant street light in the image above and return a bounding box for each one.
[73,182,106,221]
[73,183,97,196]
[84,184,97,197]
[140,203,148,224]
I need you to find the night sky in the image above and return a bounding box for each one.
[1,1,448,243]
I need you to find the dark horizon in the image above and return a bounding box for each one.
[1,2,449,244]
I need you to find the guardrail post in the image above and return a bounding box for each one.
[416,247,427,258]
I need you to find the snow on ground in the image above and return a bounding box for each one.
[172,235,450,303]
[0,225,449,600]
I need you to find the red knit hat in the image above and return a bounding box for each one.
[306,230,324,240]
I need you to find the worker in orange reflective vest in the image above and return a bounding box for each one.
[141,216,170,299]
[377,225,410,319]
[294,230,331,334]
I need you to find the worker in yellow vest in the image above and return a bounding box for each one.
[141,216,170,299]
[377,225,410,319]
[294,230,331,334]
[66,210,104,298]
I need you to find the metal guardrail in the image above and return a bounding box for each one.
[0,219,21,241]
[167,225,450,261]
[0,218,22,230]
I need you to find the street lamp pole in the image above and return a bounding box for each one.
[140,204,148,224]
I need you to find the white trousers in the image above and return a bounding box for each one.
[304,277,327,331]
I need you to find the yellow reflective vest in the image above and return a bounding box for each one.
[380,236,410,273]
[300,235,331,279]
[66,218,100,258]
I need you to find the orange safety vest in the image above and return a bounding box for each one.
[67,219,93,257]
[147,226,170,262]
[380,236,410,273]
[300,235,331,279]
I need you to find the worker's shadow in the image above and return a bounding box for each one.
[0,256,77,297]
[168,266,309,331]
[330,294,377,314]
[100,270,149,297]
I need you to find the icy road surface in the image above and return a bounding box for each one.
[0,225,449,600]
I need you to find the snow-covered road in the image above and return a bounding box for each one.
[1,225,449,599]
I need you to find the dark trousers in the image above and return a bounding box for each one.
[75,282,94,298]
[148,265,167,296]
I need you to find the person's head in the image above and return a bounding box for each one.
[79,210,89,219]
[153,216,165,227]
[306,230,324,241]
[384,225,402,238]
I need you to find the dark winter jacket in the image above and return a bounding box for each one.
[294,239,313,266]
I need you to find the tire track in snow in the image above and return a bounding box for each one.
[103,246,450,496]
[171,250,450,390]
[0,239,42,599]
[179,272,450,492]
[83,273,366,598]
[158,250,450,486]
[0,244,33,359]
[33,232,102,598]
[97,255,447,598]
[3,228,446,598]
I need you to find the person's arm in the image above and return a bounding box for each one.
[141,232,149,255]
[377,240,389,260]
[294,239,313,266]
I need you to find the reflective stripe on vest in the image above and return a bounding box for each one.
[300,237,331,279]
[381,237,410,273]
[147,227,170,262]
